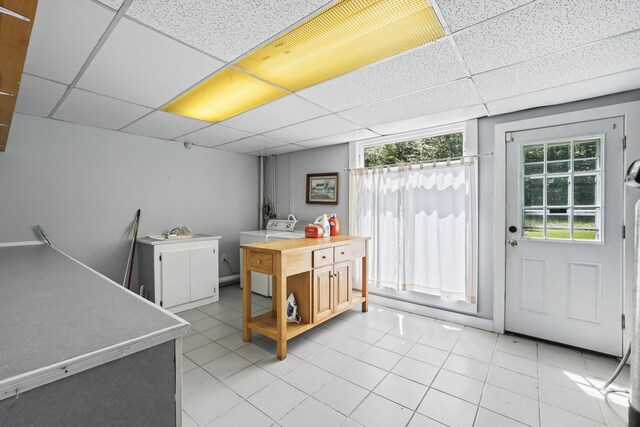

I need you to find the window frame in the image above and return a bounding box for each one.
[348,120,479,315]
[518,134,605,244]
[351,122,471,169]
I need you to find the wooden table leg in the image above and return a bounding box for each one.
[276,254,287,360]
[361,254,368,312]
[272,276,277,313]
[242,248,252,342]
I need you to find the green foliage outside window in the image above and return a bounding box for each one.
[364,133,463,167]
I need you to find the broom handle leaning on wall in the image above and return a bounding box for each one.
[123,209,141,289]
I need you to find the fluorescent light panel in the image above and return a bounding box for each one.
[163,68,287,122]
[238,0,444,92]
[163,0,444,122]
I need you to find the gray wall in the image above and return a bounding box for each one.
[270,89,640,320]
[0,114,259,284]
[266,144,349,232]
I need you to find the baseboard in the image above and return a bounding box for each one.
[367,294,494,332]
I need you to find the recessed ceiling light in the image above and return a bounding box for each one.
[163,0,444,123]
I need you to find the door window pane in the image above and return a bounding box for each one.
[547,177,569,206]
[547,161,570,174]
[524,145,544,163]
[524,164,544,175]
[524,178,544,206]
[523,228,544,238]
[573,209,598,228]
[574,159,597,172]
[546,229,571,239]
[523,209,543,227]
[547,143,570,161]
[574,139,599,158]
[574,175,597,206]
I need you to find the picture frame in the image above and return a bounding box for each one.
[306,172,338,204]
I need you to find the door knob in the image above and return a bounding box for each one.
[508,225,517,233]
[507,239,518,247]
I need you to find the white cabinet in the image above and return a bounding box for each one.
[137,235,221,312]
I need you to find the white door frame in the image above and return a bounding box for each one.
[493,101,640,352]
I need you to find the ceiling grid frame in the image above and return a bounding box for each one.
[47,0,136,118]
[8,0,640,156]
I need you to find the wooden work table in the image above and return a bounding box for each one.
[241,235,370,359]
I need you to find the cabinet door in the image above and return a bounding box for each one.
[313,266,333,322]
[190,246,217,301]
[334,261,352,312]
[160,250,191,308]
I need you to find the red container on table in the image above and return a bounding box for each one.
[329,215,340,236]
[305,225,323,238]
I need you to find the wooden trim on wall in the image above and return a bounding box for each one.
[0,0,39,151]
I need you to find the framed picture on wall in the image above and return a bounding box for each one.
[306,173,338,204]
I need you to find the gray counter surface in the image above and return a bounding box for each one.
[0,244,187,384]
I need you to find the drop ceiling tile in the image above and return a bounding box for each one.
[299,129,380,148]
[455,0,640,74]
[369,104,488,135]
[263,115,360,144]
[126,0,332,61]
[23,0,115,84]
[122,111,210,139]
[485,68,640,116]
[474,30,640,102]
[14,75,67,118]
[77,18,224,108]
[215,135,284,154]
[436,0,532,32]
[248,144,308,156]
[176,125,253,148]
[96,0,125,9]
[298,38,467,112]
[221,95,330,134]
[52,89,152,130]
[339,79,480,128]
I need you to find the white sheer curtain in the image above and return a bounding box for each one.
[349,159,477,303]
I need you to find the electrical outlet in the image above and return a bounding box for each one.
[222,254,227,262]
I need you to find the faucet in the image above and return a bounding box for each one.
[165,227,180,238]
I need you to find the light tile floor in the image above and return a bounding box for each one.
[178,285,630,427]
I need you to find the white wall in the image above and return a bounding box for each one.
[0,114,259,284]
[265,144,349,232]
[269,89,640,320]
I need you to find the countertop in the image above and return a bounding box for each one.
[137,234,222,246]
[240,235,369,254]
[0,244,188,396]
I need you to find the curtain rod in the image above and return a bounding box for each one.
[344,152,493,172]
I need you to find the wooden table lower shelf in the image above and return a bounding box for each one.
[247,292,365,341]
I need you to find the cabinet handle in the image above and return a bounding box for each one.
[340,251,345,255]
[322,255,327,259]
[257,259,262,264]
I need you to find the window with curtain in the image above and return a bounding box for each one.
[349,141,477,305]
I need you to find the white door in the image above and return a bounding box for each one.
[160,249,191,308]
[190,246,217,301]
[505,117,624,356]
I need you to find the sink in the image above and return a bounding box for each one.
[147,235,194,241]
